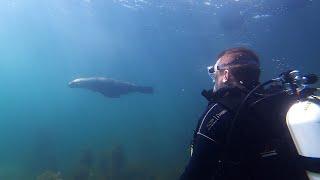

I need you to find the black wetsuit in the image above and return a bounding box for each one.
[180,87,308,180]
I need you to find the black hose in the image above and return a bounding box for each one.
[249,91,285,108]
[226,79,277,146]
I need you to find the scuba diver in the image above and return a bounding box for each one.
[180,47,320,180]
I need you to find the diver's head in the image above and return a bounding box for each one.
[208,47,261,91]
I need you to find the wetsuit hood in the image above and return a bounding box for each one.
[202,86,246,112]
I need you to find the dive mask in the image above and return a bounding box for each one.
[207,59,260,83]
[207,61,221,83]
[207,65,216,83]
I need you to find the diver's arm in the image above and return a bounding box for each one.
[180,135,221,180]
[180,104,232,180]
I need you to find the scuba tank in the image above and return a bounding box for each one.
[284,70,320,179]
[286,96,320,179]
[228,70,320,179]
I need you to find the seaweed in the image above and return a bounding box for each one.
[31,128,58,174]
[73,166,91,180]
[37,171,63,180]
[73,148,95,180]
[110,145,126,180]
[80,149,94,169]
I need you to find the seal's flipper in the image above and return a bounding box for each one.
[100,91,121,98]
[135,86,154,94]
[106,94,121,98]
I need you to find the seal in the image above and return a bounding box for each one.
[68,77,153,98]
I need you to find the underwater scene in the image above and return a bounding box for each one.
[0,0,319,179]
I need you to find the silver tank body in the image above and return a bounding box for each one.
[286,96,320,180]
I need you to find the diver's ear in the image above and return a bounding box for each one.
[222,69,229,83]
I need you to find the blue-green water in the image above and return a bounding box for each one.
[0,0,319,179]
